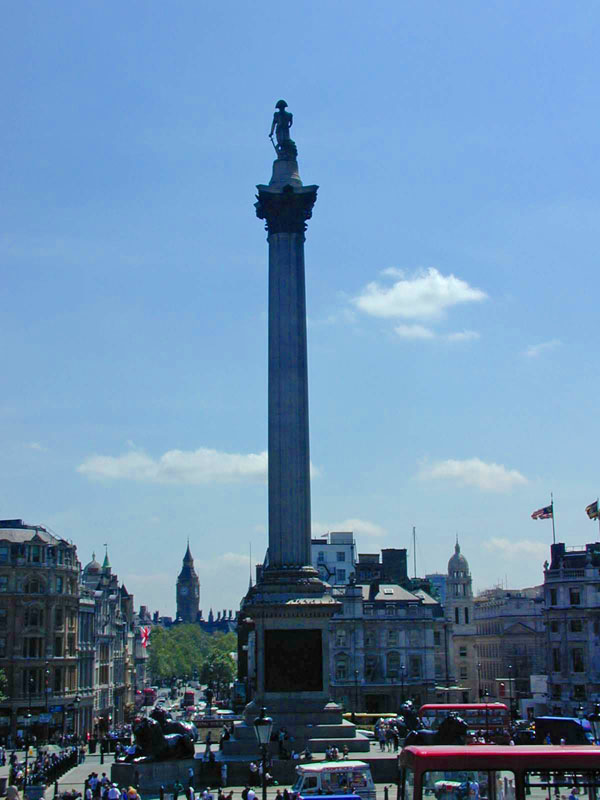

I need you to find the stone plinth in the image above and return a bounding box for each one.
[111,759,219,793]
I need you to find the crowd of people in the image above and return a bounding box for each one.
[8,745,79,788]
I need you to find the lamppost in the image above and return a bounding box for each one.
[73,695,81,743]
[508,664,514,721]
[24,712,32,788]
[353,669,359,723]
[477,663,482,701]
[400,664,406,703]
[44,662,51,743]
[483,689,490,741]
[589,703,600,744]
[253,707,273,800]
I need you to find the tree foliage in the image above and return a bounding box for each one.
[0,669,6,702]
[147,625,237,688]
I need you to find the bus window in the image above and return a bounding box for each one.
[524,770,600,800]
[401,768,414,800]
[423,770,516,800]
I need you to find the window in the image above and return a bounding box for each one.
[0,609,5,628]
[55,608,63,629]
[551,683,561,699]
[53,667,62,693]
[550,621,559,633]
[570,588,581,605]
[55,577,63,593]
[336,569,346,582]
[433,631,441,647]
[0,547,8,564]
[363,604,373,616]
[335,655,348,680]
[54,637,63,657]
[387,651,400,678]
[464,607,469,624]
[460,666,468,679]
[570,619,583,633]
[0,577,7,592]
[365,655,378,680]
[0,637,5,657]
[385,605,395,616]
[317,551,325,563]
[335,629,347,647]
[574,684,586,699]
[455,607,460,624]
[459,646,467,658]
[336,551,346,562]
[25,607,43,627]
[387,630,398,646]
[68,634,76,656]
[550,588,557,605]
[29,546,40,564]
[552,648,561,672]
[409,655,422,678]
[572,648,584,673]
[24,638,43,658]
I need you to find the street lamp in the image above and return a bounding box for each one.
[73,695,81,742]
[24,711,32,788]
[352,669,359,723]
[483,689,490,742]
[400,664,406,703]
[508,664,514,721]
[253,707,273,800]
[477,663,482,701]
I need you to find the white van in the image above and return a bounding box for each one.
[291,761,376,800]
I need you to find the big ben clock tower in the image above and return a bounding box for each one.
[176,541,200,623]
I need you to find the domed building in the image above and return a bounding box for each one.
[446,539,477,702]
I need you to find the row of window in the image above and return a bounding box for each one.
[317,551,347,562]
[0,543,75,567]
[547,587,585,605]
[549,619,588,633]
[0,575,76,594]
[552,646,585,672]
[334,628,439,647]
[334,651,425,680]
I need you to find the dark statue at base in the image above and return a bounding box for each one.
[129,715,195,761]
[269,100,298,160]
[150,706,198,742]
[404,714,469,746]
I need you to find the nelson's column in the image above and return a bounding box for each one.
[225,102,368,755]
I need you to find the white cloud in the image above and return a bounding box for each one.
[445,330,480,343]
[353,267,487,320]
[218,552,252,567]
[25,442,47,452]
[523,339,561,358]
[395,324,435,340]
[484,538,548,558]
[78,447,268,485]
[312,518,386,538]
[418,457,528,492]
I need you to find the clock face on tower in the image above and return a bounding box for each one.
[180,586,189,596]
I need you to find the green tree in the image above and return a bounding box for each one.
[0,669,7,702]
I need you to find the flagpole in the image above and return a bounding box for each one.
[551,492,556,545]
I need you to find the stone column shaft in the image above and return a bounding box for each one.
[268,231,311,568]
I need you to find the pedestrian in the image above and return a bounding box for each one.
[220,763,227,788]
[108,784,121,800]
[188,766,195,788]
[159,787,165,800]
[174,780,184,800]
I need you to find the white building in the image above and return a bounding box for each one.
[311,531,356,586]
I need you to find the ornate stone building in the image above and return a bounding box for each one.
[176,542,200,623]
[328,579,447,713]
[445,540,477,701]
[543,541,600,716]
[0,519,81,742]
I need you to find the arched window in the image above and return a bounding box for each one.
[387,651,400,678]
[24,578,45,594]
[335,654,348,680]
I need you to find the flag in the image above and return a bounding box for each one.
[586,500,599,520]
[531,504,553,520]
[141,626,150,648]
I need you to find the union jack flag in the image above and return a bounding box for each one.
[586,500,599,520]
[141,626,150,648]
[531,504,553,520]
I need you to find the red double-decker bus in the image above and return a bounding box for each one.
[399,745,600,800]
[143,687,158,706]
[419,704,510,740]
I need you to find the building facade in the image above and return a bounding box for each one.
[474,585,545,716]
[328,579,447,713]
[543,541,600,716]
[0,519,81,743]
[311,532,356,586]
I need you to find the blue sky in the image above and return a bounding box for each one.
[2,1,600,616]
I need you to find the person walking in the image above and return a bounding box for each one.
[174,780,184,800]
